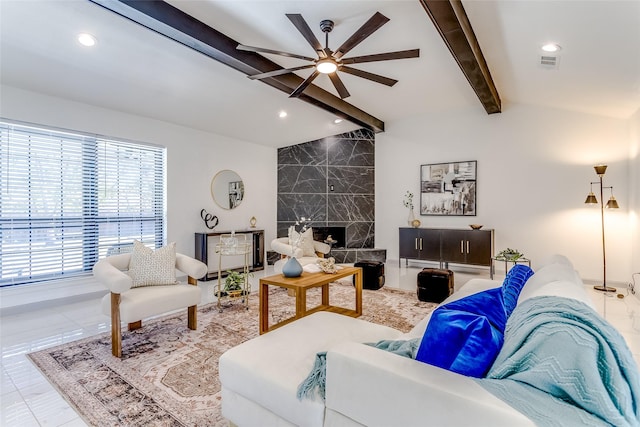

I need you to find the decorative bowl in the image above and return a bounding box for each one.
[469,224,483,230]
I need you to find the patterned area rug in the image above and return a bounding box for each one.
[28,281,436,426]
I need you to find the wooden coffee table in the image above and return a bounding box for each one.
[259,266,362,334]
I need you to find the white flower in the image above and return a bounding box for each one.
[291,217,311,249]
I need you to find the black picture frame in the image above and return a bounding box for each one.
[420,160,477,216]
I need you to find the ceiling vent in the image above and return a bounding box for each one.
[540,55,560,70]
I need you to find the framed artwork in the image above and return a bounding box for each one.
[420,161,477,216]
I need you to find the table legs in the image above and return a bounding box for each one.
[259,269,363,335]
[354,269,362,316]
[259,281,269,334]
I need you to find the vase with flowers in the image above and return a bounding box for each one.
[404,191,417,226]
[282,216,310,278]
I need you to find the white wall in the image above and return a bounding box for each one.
[630,109,640,280]
[376,103,633,284]
[0,85,278,258]
[2,85,635,286]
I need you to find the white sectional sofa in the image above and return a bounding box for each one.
[218,256,637,426]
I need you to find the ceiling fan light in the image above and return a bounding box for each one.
[316,59,337,74]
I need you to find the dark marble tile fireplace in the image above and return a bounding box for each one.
[276,128,386,263]
[313,226,346,248]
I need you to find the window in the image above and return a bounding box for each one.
[0,120,166,287]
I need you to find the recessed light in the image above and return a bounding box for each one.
[333,118,343,124]
[78,33,97,47]
[278,111,287,118]
[541,43,561,53]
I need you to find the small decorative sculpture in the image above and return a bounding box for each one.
[201,209,219,230]
[249,216,257,228]
[317,257,338,274]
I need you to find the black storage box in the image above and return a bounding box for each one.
[417,268,454,303]
[353,261,385,290]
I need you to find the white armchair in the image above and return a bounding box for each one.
[271,237,331,267]
[93,252,208,357]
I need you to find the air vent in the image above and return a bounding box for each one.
[540,55,560,69]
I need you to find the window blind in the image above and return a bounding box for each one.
[0,120,166,287]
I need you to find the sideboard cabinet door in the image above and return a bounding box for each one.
[399,228,420,261]
[440,230,467,264]
[418,229,441,262]
[399,227,441,264]
[441,229,493,266]
[464,230,493,266]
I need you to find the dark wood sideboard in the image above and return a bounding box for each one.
[195,230,264,281]
[399,227,494,269]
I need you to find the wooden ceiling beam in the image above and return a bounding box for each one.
[419,0,501,114]
[88,0,384,132]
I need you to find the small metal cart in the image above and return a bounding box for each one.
[490,256,531,279]
[215,233,251,312]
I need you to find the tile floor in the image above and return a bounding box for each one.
[1,263,639,426]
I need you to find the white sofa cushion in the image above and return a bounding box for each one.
[326,342,535,427]
[518,262,586,304]
[219,312,402,427]
[519,279,594,308]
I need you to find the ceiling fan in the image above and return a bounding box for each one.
[237,12,420,99]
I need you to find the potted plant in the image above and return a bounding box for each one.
[223,270,251,298]
[496,248,524,261]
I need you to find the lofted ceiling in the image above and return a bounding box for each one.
[1,0,639,148]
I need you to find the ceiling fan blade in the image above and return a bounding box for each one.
[341,49,420,65]
[328,73,351,99]
[248,65,315,80]
[289,70,320,98]
[333,12,390,60]
[286,14,326,58]
[237,44,316,62]
[340,66,398,87]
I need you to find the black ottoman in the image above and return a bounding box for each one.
[417,268,454,303]
[353,261,385,290]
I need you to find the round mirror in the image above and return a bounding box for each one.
[211,170,244,210]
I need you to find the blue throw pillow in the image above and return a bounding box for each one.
[502,264,534,318]
[415,287,506,378]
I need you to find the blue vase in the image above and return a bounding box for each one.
[282,256,303,278]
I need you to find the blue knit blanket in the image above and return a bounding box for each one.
[296,338,419,401]
[477,296,640,427]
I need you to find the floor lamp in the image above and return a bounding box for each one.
[584,164,619,292]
